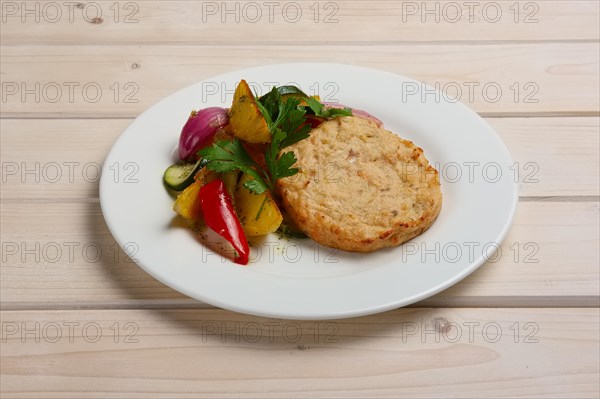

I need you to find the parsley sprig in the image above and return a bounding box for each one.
[197,139,268,194]
[303,96,353,118]
[259,89,312,183]
[198,85,351,195]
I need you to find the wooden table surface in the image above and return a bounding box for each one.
[1,1,599,397]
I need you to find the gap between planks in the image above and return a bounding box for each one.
[2,296,600,312]
[2,39,599,47]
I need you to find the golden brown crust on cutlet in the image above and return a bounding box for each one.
[277,116,442,252]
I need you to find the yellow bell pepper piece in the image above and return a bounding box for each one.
[235,174,283,236]
[173,180,203,221]
[229,80,271,144]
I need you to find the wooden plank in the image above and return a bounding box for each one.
[0,119,127,200]
[1,308,598,398]
[1,201,598,308]
[0,1,598,45]
[486,117,600,197]
[0,43,598,117]
[1,117,598,200]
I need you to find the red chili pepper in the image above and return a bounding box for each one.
[199,179,249,265]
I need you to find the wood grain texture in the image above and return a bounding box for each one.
[2,117,598,199]
[1,1,598,45]
[487,117,600,196]
[1,1,599,394]
[1,308,598,398]
[1,201,598,309]
[1,43,598,117]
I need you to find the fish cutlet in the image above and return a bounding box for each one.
[277,116,442,252]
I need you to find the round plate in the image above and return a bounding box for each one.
[100,63,518,320]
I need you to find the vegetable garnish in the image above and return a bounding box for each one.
[235,173,283,237]
[166,80,355,265]
[304,96,353,119]
[163,158,205,191]
[199,179,250,265]
[261,95,312,184]
[198,139,269,194]
[179,107,229,161]
[199,84,351,195]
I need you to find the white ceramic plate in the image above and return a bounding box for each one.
[100,63,518,320]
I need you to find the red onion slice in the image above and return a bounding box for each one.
[178,107,229,161]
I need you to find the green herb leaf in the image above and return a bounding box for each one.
[303,96,324,115]
[263,97,309,184]
[319,107,353,118]
[198,139,269,194]
[242,178,267,194]
[279,124,311,149]
[304,96,353,118]
[258,87,281,122]
[255,100,273,126]
[270,151,299,179]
